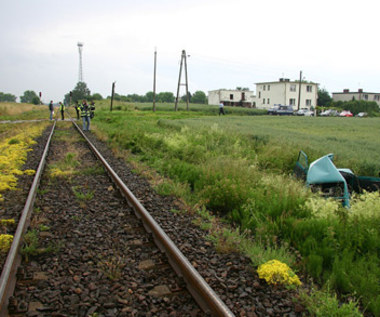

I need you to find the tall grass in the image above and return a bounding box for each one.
[0,102,49,120]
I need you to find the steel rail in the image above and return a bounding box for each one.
[72,120,235,317]
[0,121,56,315]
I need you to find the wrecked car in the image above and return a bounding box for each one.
[294,150,380,207]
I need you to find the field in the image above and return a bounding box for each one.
[2,101,380,315]
[0,103,48,120]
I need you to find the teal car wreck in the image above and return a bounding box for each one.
[294,151,380,207]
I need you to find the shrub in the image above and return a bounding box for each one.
[257,259,301,287]
[0,234,13,253]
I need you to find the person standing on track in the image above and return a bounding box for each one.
[75,102,80,120]
[49,100,54,120]
[59,102,65,120]
[80,100,91,131]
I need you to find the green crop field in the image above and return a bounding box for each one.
[161,115,380,176]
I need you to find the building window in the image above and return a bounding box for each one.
[259,92,261,98]
[263,85,266,91]
[289,98,296,105]
[364,94,368,100]
[268,85,270,91]
[230,94,233,100]
[374,95,380,101]
[267,98,270,104]
[263,98,265,104]
[306,99,312,106]
[306,85,313,92]
[290,85,296,92]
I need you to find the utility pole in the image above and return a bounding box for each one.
[297,70,302,111]
[153,48,157,112]
[110,82,116,112]
[175,50,189,111]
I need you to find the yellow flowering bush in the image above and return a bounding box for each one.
[49,167,72,178]
[257,259,301,287]
[0,125,44,201]
[0,219,15,227]
[0,234,13,253]
[350,191,380,219]
[305,196,341,219]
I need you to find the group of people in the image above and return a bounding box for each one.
[48,100,95,131]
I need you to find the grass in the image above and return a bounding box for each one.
[0,102,50,120]
[160,116,380,176]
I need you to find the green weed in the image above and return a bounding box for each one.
[71,186,94,201]
[300,286,363,317]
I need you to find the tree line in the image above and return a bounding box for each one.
[0,81,208,105]
[64,82,207,105]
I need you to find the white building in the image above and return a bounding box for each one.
[208,89,255,107]
[255,78,318,110]
[332,89,380,106]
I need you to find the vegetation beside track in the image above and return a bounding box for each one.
[0,103,49,121]
[2,101,378,315]
[83,101,380,316]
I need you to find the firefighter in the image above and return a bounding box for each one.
[59,102,65,120]
[80,100,91,131]
[89,101,95,119]
[75,102,80,120]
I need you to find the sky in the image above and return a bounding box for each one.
[1,0,380,102]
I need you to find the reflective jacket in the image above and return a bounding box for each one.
[80,103,90,117]
[59,103,65,111]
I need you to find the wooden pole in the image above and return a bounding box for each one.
[297,70,302,111]
[175,50,184,111]
[153,49,157,112]
[110,82,115,112]
[183,50,189,111]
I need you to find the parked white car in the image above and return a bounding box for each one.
[295,108,314,116]
[320,109,339,117]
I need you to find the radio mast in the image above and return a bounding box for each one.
[77,42,84,82]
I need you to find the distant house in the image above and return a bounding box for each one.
[255,78,318,110]
[208,89,255,107]
[332,89,380,106]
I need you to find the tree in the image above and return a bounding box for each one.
[20,90,39,104]
[330,100,379,116]
[317,88,332,107]
[157,92,175,103]
[91,93,103,100]
[145,91,154,102]
[191,91,207,104]
[65,82,91,104]
[0,92,16,102]
[181,92,192,103]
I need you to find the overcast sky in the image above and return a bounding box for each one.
[1,0,379,102]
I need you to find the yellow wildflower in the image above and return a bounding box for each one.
[0,219,15,227]
[257,259,301,287]
[0,234,13,253]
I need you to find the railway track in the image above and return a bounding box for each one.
[0,119,304,317]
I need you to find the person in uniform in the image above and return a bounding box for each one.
[59,102,65,120]
[80,100,91,131]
